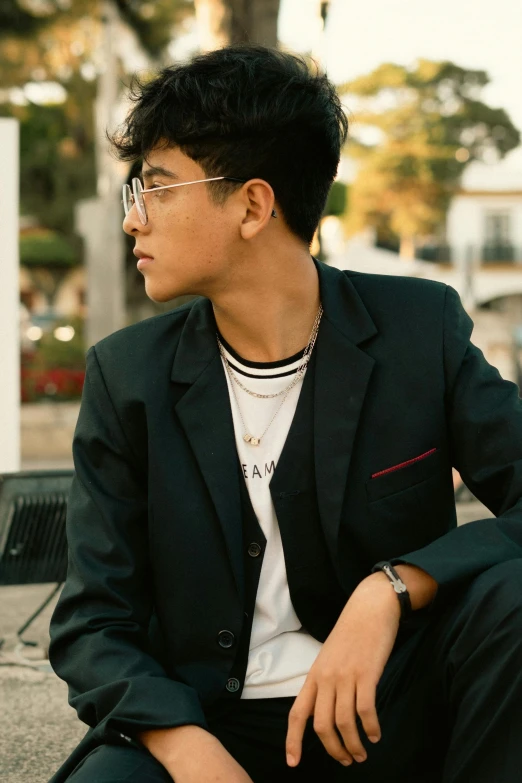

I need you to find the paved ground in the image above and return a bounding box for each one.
[0,584,85,783]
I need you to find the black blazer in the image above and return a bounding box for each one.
[48,258,522,781]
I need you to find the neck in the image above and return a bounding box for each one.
[211,248,321,363]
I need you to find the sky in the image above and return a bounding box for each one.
[279,0,522,166]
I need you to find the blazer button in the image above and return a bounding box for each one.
[226,678,240,693]
[218,630,235,648]
[247,542,261,557]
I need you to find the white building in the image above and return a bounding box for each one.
[447,156,522,268]
[332,153,522,384]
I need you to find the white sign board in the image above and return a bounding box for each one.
[0,119,20,473]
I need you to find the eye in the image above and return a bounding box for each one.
[152,183,169,195]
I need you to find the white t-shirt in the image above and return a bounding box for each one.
[218,335,323,699]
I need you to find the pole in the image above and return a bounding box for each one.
[79,0,125,350]
[0,119,21,473]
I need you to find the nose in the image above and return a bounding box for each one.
[122,202,145,236]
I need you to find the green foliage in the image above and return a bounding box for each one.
[21,315,86,402]
[339,60,521,253]
[115,0,193,58]
[0,1,191,72]
[0,3,99,237]
[324,181,347,217]
[1,82,97,235]
[0,0,57,39]
[20,231,79,266]
[31,315,86,369]
[0,1,190,239]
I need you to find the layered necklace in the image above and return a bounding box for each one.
[217,304,323,446]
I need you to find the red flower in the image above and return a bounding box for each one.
[21,367,85,402]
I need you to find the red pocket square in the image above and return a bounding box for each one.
[371,448,437,479]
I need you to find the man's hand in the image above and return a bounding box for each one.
[139,724,254,783]
[285,565,436,768]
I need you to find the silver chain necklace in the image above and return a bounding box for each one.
[217,305,323,446]
[217,304,323,399]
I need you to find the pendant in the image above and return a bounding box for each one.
[243,434,260,446]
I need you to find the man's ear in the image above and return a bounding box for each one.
[238,179,277,240]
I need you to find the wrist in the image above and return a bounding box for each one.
[371,562,412,622]
[393,564,438,611]
[354,570,402,619]
[366,570,403,614]
[367,562,438,613]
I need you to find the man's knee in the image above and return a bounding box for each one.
[472,558,522,597]
[460,558,522,635]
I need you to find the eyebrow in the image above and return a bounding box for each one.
[141,166,179,181]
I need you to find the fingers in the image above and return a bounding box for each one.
[334,690,362,762]
[356,678,381,744]
[314,682,353,766]
[287,676,382,769]
[335,677,381,763]
[286,683,316,767]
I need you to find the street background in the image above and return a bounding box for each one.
[0,0,518,780]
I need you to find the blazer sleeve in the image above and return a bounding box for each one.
[388,284,522,607]
[48,345,209,745]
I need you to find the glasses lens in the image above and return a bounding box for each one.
[122,184,133,216]
[132,178,147,224]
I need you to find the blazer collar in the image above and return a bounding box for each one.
[170,258,377,384]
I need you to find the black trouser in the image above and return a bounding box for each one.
[63,560,522,783]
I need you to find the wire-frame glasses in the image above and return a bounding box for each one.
[122,176,248,225]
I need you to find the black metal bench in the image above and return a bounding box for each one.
[0,470,74,647]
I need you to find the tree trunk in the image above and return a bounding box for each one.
[244,0,280,47]
[194,0,280,51]
[399,235,416,260]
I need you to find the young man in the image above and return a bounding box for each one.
[48,45,522,783]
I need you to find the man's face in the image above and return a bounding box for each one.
[122,145,240,302]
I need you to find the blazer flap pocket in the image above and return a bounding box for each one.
[366,448,440,503]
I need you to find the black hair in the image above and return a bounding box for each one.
[110,44,348,245]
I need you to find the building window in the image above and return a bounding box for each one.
[485,212,511,244]
[483,212,514,262]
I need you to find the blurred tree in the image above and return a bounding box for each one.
[0,0,193,343]
[324,180,347,218]
[0,0,58,39]
[0,1,191,59]
[0,78,97,234]
[340,60,521,258]
[313,181,347,262]
[194,0,280,50]
[20,230,78,267]
[0,1,190,233]
[115,0,192,57]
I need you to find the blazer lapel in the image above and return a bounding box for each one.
[313,260,378,569]
[168,260,378,600]
[170,298,244,605]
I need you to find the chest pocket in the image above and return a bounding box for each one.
[366,448,441,502]
[364,449,452,554]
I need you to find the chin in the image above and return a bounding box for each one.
[145,283,186,303]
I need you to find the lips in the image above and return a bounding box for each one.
[133,248,154,260]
